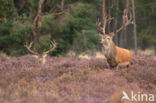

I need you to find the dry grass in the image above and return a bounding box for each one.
[68,48,156,60]
[78,52,106,59]
[0,55,156,103]
[0,52,10,60]
[130,48,155,56]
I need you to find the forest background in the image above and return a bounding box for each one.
[0,0,156,56]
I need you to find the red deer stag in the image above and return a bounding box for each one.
[97,0,133,69]
[25,40,56,64]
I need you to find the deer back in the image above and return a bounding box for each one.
[115,46,132,65]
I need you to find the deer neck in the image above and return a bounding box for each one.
[102,42,118,68]
[102,41,117,59]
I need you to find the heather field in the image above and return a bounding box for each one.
[0,55,156,103]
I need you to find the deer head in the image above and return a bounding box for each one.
[24,40,56,64]
[97,0,133,48]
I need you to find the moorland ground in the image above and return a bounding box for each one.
[0,55,156,103]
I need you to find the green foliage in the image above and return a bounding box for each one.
[139,30,156,49]
[26,0,38,16]
[0,0,17,18]
[0,0,156,56]
[33,2,100,56]
[135,0,156,49]
[72,30,100,54]
[55,3,100,55]
[0,18,33,55]
[40,14,55,33]
[11,20,32,43]
[0,22,12,49]
[34,35,53,53]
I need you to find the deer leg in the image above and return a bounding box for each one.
[115,63,129,71]
[114,64,120,72]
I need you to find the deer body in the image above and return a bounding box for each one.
[101,35,132,68]
[97,0,133,69]
[115,46,132,67]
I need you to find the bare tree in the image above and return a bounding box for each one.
[61,0,65,10]
[25,0,57,64]
[131,0,138,55]
[113,0,119,45]
[31,0,45,47]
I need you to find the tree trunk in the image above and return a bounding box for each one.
[61,0,65,10]
[14,0,26,13]
[119,29,126,48]
[132,0,137,55]
[114,0,119,45]
[124,28,127,48]
[32,0,45,47]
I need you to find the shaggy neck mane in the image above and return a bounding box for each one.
[102,42,116,58]
[102,41,118,68]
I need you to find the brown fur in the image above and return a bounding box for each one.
[101,35,132,69]
[115,46,132,67]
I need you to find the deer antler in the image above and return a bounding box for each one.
[42,40,57,55]
[96,0,114,35]
[25,40,57,56]
[96,19,104,34]
[96,0,133,36]
[24,42,39,55]
[113,9,133,34]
